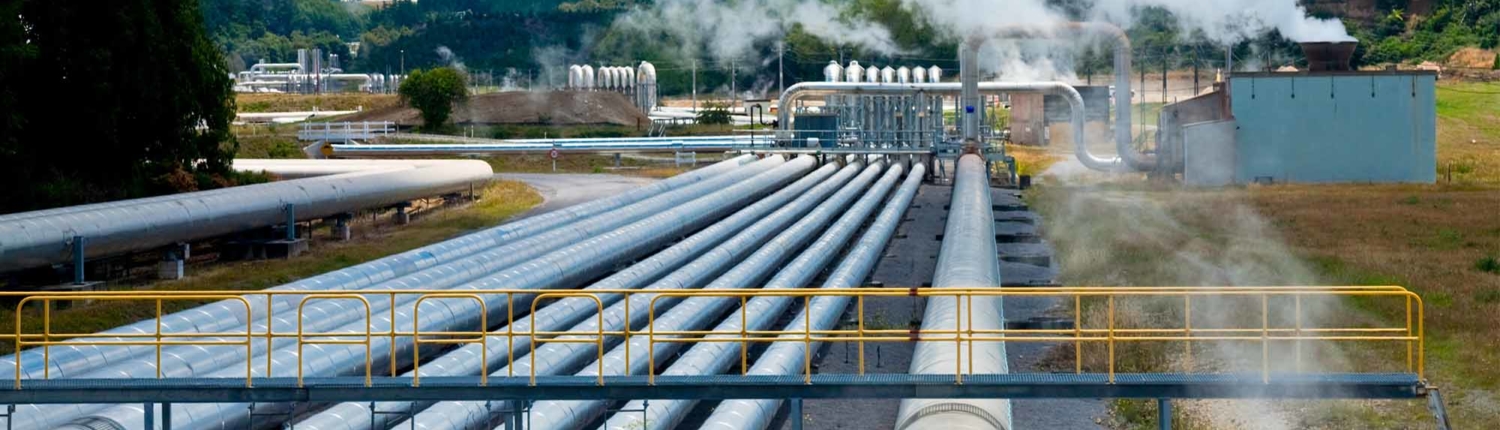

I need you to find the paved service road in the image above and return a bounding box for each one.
[498,173,658,216]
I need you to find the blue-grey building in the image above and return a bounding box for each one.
[1225,71,1437,184]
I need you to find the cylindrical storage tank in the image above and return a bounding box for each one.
[845,61,864,83]
[913,66,928,84]
[882,66,896,84]
[898,66,911,84]
[823,61,843,82]
[581,65,596,90]
[568,65,582,89]
[623,67,636,88]
[608,67,622,90]
[929,66,942,83]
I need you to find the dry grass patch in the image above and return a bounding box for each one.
[236,93,400,114]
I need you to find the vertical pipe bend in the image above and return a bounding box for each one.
[976,22,1155,171]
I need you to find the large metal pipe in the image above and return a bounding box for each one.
[330,136,773,157]
[977,22,1154,171]
[0,156,750,396]
[603,162,907,430]
[895,154,1009,430]
[52,158,811,430]
[0,159,492,273]
[699,162,925,430]
[291,159,836,430]
[510,162,886,430]
[392,161,855,430]
[777,82,1107,170]
[14,157,770,430]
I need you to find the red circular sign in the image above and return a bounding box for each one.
[549,148,560,160]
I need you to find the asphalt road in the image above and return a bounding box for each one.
[497,173,658,216]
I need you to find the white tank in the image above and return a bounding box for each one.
[609,67,622,89]
[913,66,928,84]
[928,65,942,83]
[898,66,911,84]
[637,61,657,84]
[581,65,596,90]
[845,61,864,83]
[568,65,582,89]
[623,67,636,87]
[882,66,896,84]
[823,61,843,82]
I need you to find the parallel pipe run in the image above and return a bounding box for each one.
[44,157,799,430]
[393,161,854,430]
[290,159,837,430]
[776,82,1106,170]
[895,155,1010,430]
[0,155,750,397]
[603,162,909,430]
[0,159,493,273]
[509,161,886,430]
[698,163,924,430]
[330,136,774,157]
[12,158,762,430]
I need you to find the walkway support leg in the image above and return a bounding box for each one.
[144,403,153,430]
[1158,398,1171,430]
[790,398,803,430]
[1428,388,1452,430]
[162,403,171,430]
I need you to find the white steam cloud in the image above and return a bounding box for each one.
[1088,0,1355,43]
[612,0,898,61]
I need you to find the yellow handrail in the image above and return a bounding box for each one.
[1,286,1423,389]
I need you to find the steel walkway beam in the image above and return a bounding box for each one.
[0,374,1424,405]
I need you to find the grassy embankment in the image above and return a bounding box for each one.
[0,180,541,355]
[1026,80,1500,428]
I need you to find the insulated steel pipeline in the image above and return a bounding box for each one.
[510,161,887,430]
[393,161,856,430]
[0,159,492,273]
[603,161,909,430]
[291,159,839,430]
[689,162,923,430]
[14,157,779,430]
[49,157,809,430]
[894,155,1009,430]
[0,155,751,388]
[330,136,773,157]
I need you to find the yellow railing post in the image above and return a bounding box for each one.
[296,295,372,387]
[412,294,488,387]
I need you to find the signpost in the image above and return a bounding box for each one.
[549,148,560,172]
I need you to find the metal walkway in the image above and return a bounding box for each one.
[1,373,1427,404]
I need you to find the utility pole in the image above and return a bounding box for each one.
[1193,49,1200,94]
[400,49,406,75]
[777,41,785,95]
[730,58,737,110]
[692,60,698,112]
[1162,53,1168,104]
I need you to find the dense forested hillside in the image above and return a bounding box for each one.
[200,0,1500,96]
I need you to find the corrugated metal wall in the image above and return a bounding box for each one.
[1229,72,1437,183]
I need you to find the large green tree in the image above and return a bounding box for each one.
[399,67,470,129]
[1,0,239,213]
